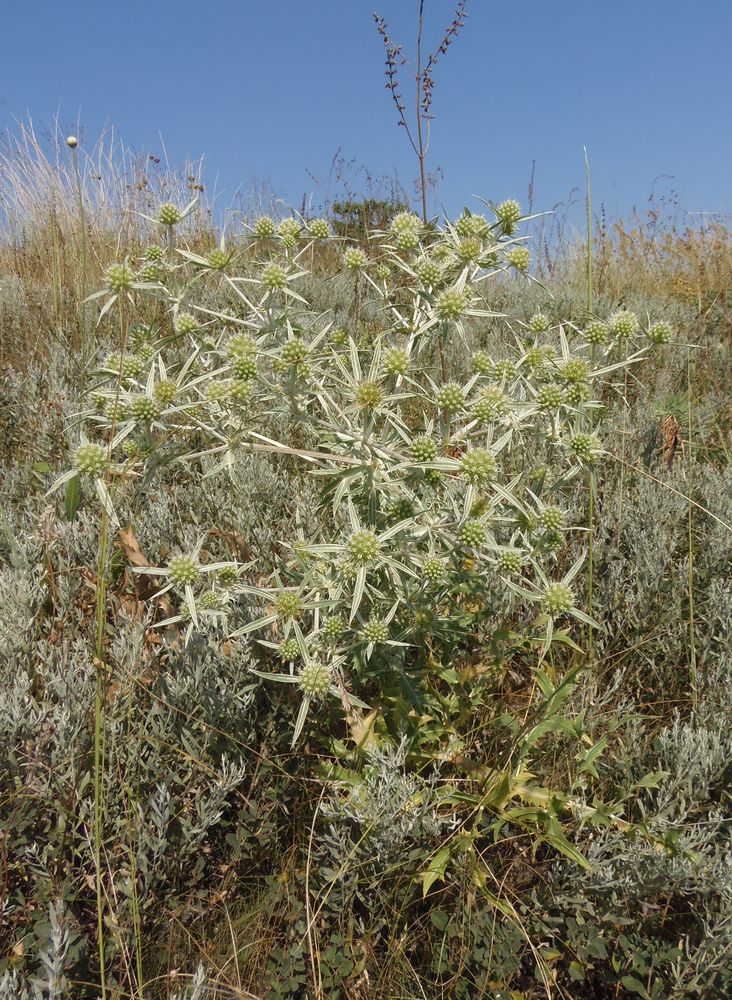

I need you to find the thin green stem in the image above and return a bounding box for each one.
[686,346,697,706]
[71,143,89,358]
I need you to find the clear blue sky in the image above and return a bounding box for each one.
[2,0,730,226]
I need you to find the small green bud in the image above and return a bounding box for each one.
[537,384,565,410]
[308,218,330,239]
[279,638,301,661]
[495,199,521,234]
[261,263,288,290]
[383,346,409,376]
[498,549,523,573]
[130,395,163,424]
[423,557,444,581]
[472,350,494,376]
[585,320,608,345]
[362,618,389,644]
[609,310,639,339]
[174,312,199,336]
[539,506,564,531]
[281,339,309,365]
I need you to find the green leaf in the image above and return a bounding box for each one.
[620,975,649,998]
[421,846,450,896]
[64,474,81,522]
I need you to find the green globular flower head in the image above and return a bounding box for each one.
[537,384,565,410]
[455,211,488,238]
[74,443,107,476]
[346,529,380,566]
[472,350,494,376]
[343,247,369,271]
[561,358,589,383]
[539,506,565,531]
[330,327,349,347]
[174,312,199,336]
[543,582,575,616]
[585,320,608,345]
[298,661,332,700]
[570,432,602,463]
[495,199,521,234]
[473,388,509,423]
[461,448,496,486]
[459,519,485,547]
[522,347,546,372]
[436,382,464,413]
[139,264,163,284]
[362,618,389,644]
[277,217,302,242]
[261,263,288,290]
[506,246,530,271]
[281,339,309,365]
[383,346,409,376]
[418,258,441,286]
[279,638,301,661]
[199,590,222,611]
[158,203,182,226]
[145,245,165,262]
[375,263,391,281]
[232,355,257,380]
[410,435,437,463]
[436,287,470,322]
[609,310,639,339]
[648,321,672,344]
[322,615,344,640]
[355,381,383,409]
[423,557,444,581]
[253,215,276,238]
[208,249,230,271]
[564,382,590,405]
[275,592,304,621]
[390,498,413,522]
[218,565,240,588]
[492,360,517,383]
[226,334,257,359]
[390,211,422,250]
[308,218,330,239]
[498,549,523,573]
[529,312,550,333]
[130,395,163,424]
[457,236,483,263]
[168,555,199,587]
[105,263,135,294]
[230,379,254,404]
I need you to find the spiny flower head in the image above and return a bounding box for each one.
[275,592,304,620]
[199,590,223,611]
[145,245,166,262]
[218,565,240,588]
[343,247,369,271]
[423,556,446,582]
[506,246,530,271]
[461,448,496,486]
[174,312,199,336]
[539,506,565,531]
[454,211,489,238]
[492,360,517,383]
[390,498,414,522]
[230,380,254,404]
[253,215,276,238]
[564,382,591,405]
[495,199,521,234]
[226,334,257,359]
[261,263,288,290]
[346,529,380,566]
[585,320,608,345]
[362,618,389,643]
[299,661,332,700]
[74,443,107,476]
[570,432,602,463]
[139,263,164,283]
[232,355,257,380]
[382,346,409,376]
[457,236,483,263]
[390,211,422,250]
[168,555,199,587]
[207,249,230,271]
[330,327,349,347]
[130,395,163,423]
[498,549,523,573]
[523,347,546,372]
[322,615,344,639]
[543,582,575,615]
[279,638,301,661]
[436,382,464,413]
[458,519,485,547]
[529,312,550,333]
[609,310,639,339]
[473,387,509,423]
[418,258,441,285]
[648,321,672,344]
[105,263,135,294]
[561,358,589,383]
[435,286,470,322]
[375,263,391,281]
[277,217,302,243]
[281,339,309,365]
[472,350,493,375]
[158,203,182,226]
[537,384,565,410]
[410,435,437,463]
[355,381,383,409]
[308,218,330,239]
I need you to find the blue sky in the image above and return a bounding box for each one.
[2,0,731,227]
